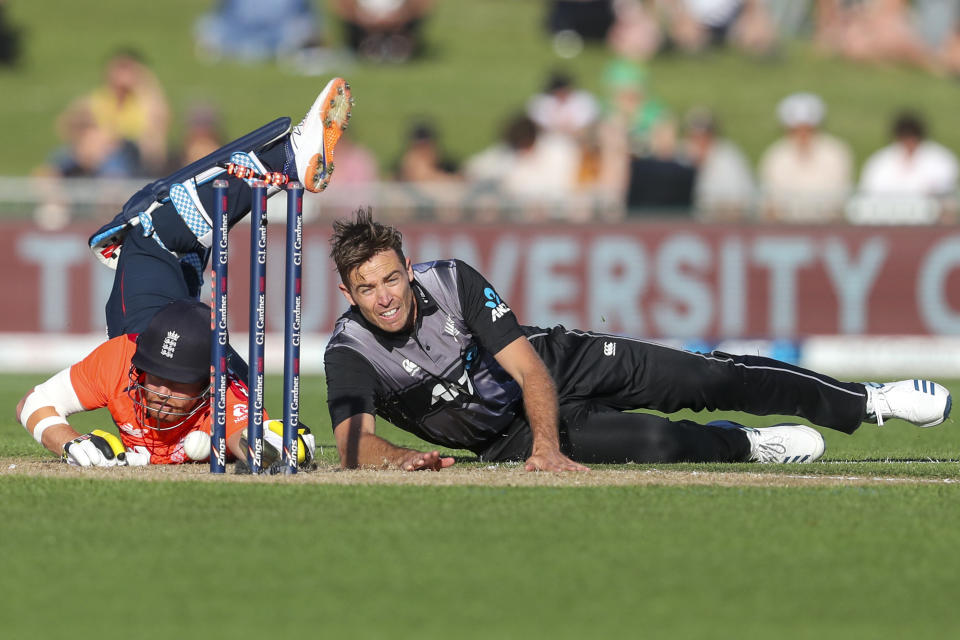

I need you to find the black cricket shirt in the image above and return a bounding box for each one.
[324,259,529,453]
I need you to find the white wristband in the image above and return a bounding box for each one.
[32,415,67,445]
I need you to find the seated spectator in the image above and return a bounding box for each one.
[195,0,322,63]
[332,0,434,62]
[57,48,170,175]
[393,120,461,221]
[682,107,755,220]
[167,103,225,171]
[664,0,778,56]
[601,58,670,156]
[915,0,959,55]
[43,104,141,178]
[32,104,142,230]
[526,71,600,139]
[626,119,696,215]
[937,18,960,77]
[593,58,671,205]
[465,114,581,220]
[758,92,853,222]
[850,110,959,224]
[606,0,663,61]
[395,121,459,183]
[546,0,616,41]
[0,0,21,67]
[815,0,933,71]
[546,0,617,56]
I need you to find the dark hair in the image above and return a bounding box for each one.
[409,120,436,143]
[330,208,406,285]
[504,114,538,151]
[106,46,145,65]
[685,107,718,135]
[892,111,926,140]
[546,71,572,93]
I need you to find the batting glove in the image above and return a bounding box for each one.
[264,419,316,467]
[123,445,151,467]
[239,420,316,471]
[62,430,149,467]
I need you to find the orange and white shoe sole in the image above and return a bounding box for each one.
[303,77,353,192]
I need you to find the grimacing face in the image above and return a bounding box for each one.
[141,373,208,424]
[339,249,416,333]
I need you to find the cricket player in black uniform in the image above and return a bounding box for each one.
[324,211,953,472]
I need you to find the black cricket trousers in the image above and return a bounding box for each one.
[497,326,868,464]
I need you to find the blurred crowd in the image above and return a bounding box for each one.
[27,0,960,227]
[379,66,958,225]
[550,0,960,74]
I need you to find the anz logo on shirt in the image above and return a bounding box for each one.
[430,369,475,406]
[483,287,511,322]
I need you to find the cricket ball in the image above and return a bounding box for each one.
[183,430,211,461]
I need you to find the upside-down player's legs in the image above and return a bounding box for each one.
[531,327,868,434]
[105,229,197,337]
[102,135,289,333]
[104,228,252,379]
[144,140,289,254]
[99,77,352,329]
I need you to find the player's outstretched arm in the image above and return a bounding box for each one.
[17,369,150,467]
[493,337,589,472]
[16,368,88,458]
[17,388,81,456]
[334,413,455,471]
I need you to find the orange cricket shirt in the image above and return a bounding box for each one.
[69,335,252,464]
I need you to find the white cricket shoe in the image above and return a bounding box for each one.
[289,77,353,192]
[743,424,825,464]
[864,380,952,427]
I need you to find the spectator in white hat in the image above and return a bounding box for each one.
[758,92,854,222]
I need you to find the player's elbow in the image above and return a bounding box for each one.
[14,391,31,424]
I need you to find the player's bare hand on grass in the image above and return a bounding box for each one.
[400,450,455,471]
[525,450,589,472]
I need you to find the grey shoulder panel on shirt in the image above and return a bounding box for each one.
[412,259,463,317]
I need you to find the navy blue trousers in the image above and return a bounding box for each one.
[104,141,288,338]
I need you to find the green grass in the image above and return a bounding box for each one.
[3,478,959,639]
[2,374,959,638]
[5,1,960,176]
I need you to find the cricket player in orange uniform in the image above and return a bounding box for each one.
[15,77,352,467]
[16,300,253,466]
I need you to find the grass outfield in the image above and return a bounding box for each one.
[1,374,958,638]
